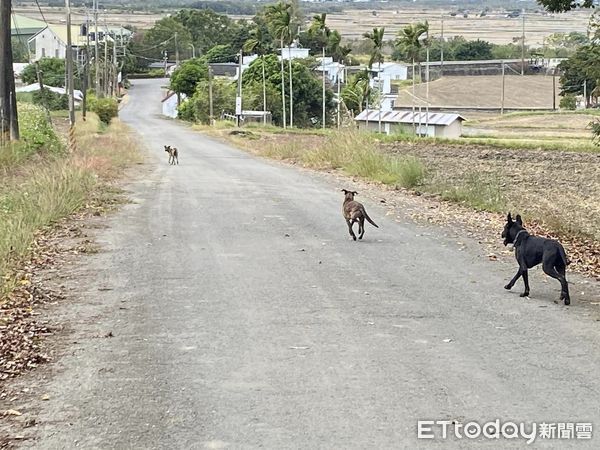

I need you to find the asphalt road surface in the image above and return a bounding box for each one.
[25,79,599,449]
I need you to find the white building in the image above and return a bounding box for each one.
[161,91,187,119]
[377,62,409,80]
[28,24,131,62]
[315,57,346,84]
[355,109,465,138]
[279,47,310,60]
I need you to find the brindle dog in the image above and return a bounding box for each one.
[341,189,379,241]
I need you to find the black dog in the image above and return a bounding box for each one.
[501,213,570,305]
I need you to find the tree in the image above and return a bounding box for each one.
[142,17,192,61]
[265,1,295,128]
[243,24,270,124]
[175,9,234,55]
[204,44,235,63]
[178,78,236,124]
[170,58,209,97]
[341,70,373,115]
[309,13,329,128]
[453,39,493,61]
[394,22,429,67]
[363,27,385,132]
[242,55,334,127]
[11,38,28,63]
[21,57,66,87]
[536,0,594,12]
[558,44,600,99]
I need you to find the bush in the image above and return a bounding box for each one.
[17,103,62,153]
[32,88,69,111]
[92,98,118,124]
[560,94,577,110]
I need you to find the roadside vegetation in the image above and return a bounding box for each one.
[0,105,141,297]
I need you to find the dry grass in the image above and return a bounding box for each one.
[0,113,141,296]
[235,129,426,189]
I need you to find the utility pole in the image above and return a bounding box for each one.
[65,0,76,154]
[583,80,587,109]
[322,46,326,129]
[521,12,525,76]
[208,66,214,126]
[440,16,444,77]
[236,49,243,127]
[174,32,179,66]
[501,60,505,114]
[0,0,19,140]
[337,61,341,129]
[552,68,556,111]
[94,0,100,96]
[103,29,109,96]
[113,33,118,96]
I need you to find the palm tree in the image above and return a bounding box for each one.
[243,26,269,125]
[265,1,293,128]
[363,27,385,132]
[394,21,429,72]
[395,21,428,131]
[310,13,329,128]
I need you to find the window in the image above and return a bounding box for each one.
[55,49,59,58]
[41,47,46,57]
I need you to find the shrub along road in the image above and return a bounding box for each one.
[15,79,600,448]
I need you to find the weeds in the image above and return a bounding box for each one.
[0,112,141,296]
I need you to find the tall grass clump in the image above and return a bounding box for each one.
[437,172,506,212]
[0,163,95,289]
[1,111,141,295]
[0,103,62,168]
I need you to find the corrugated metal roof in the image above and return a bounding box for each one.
[354,109,464,126]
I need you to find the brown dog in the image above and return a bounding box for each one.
[341,189,378,241]
[164,145,179,165]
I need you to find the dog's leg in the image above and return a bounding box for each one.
[504,268,523,291]
[358,217,365,240]
[346,219,357,241]
[543,262,571,305]
[520,269,530,297]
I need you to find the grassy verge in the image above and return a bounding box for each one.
[0,109,141,297]
[233,128,427,189]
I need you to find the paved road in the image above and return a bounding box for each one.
[26,79,599,449]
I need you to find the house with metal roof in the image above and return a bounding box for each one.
[10,14,47,41]
[354,109,465,138]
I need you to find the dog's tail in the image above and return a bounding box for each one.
[558,245,570,266]
[364,210,379,228]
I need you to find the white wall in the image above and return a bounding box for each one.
[32,29,65,60]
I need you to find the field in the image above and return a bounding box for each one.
[395,75,561,111]
[16,5,592,46]
[321,8,592,45]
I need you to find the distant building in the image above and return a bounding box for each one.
[10,14,46,41]
[355,109,465,138]
[28,24,132,62]
[161,91,187,118]
[279,47,310,60]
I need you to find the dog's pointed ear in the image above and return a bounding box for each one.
[353,191,358,195]
[341,189,347,194]
[507,213,512,223]
[516,214,523,225]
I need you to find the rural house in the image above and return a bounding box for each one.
[355,109,465,138]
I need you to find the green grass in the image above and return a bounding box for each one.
[432,172,507,212]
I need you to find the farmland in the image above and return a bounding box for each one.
[15,4,593,46]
